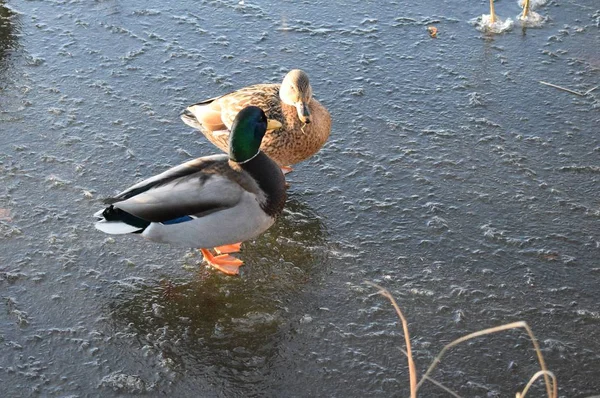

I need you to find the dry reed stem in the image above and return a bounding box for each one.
[415,321,554,398]
[539,81,585,96]
[397,347,463,397]
[517,370,557,398]
[367,283,556,398]
[584,86,598,95]
[366,282,417,398]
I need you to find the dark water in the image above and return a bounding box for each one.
[1,0,599,396]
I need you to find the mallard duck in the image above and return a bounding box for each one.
[94,106,287,275]
[180,69,331,174]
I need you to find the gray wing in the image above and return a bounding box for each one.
[107,154,256,223]
[107,154,228,203]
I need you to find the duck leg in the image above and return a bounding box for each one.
[520,0,530,19]
[200,248,243,275]
[489,0,497,24]
[281,166,293,175]
[214,242,242,254]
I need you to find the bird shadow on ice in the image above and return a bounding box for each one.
[105,196,329,388]
[0,1,19,77]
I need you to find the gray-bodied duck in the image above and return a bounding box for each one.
[181,69,331,174]
[94,106,286,275]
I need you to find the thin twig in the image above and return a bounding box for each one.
[415,321,554,398]
[584,86,598,95]
[539,81,585,96]
[366,282,417,398]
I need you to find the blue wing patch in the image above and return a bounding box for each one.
[161,215,194,225]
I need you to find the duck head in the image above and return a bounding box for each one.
[229,106,268,163]
[279,69,313,124]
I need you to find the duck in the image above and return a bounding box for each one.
[94,106,287,275]
[180,69,331,174]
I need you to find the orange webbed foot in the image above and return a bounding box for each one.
[214,242,242,254]
[200,249,243,275]
[281,166,293,175]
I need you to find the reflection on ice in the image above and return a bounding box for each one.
[106,197,328,391]
[0,1,18,75]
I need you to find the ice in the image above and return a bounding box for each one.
[518,10,547,27]
[471,14,515,33]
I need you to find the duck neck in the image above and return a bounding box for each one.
[280,101,300,121]
[237,152,286,217]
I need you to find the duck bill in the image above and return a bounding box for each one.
[295,102,311,124]
[266,119,283,131]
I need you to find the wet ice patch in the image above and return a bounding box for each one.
[45,174,71,187]
[230,311,278,333]
[0,221,22,238]
[6,297,29,327]
[518,10,547,27]
[99,372,152,394]
[470,15,514,33]
[467,92,485,107]
[427,216,449,231]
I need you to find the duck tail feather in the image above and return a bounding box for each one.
[181,101,226,132]
[95,220,144,235]
[94,205,150,234]
[180,108,204,130]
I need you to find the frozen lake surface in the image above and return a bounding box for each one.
[1,0,599,396]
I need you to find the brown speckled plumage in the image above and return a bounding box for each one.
[181,70,331,167]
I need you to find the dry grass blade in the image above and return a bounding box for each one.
[365,284,561,397]
[415,321,555,398]
[366,282,417,398]
[517,370,557,398]
[539,81,585,96]
[584,86,598,95]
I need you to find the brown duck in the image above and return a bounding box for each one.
[181,69,331,174]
